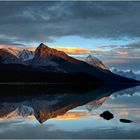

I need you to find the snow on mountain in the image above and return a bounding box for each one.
[0,43,137,83]
[0,48,20,64]
[0,47,35,63]
[18,105,34,117]
[18,49,34,61]
[0,95,107,123]
[85,55,109,70]
[111,68,140,80]
[4,105,34,120]
[7,47,35,61]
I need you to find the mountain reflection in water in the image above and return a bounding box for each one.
[0,84,136,123]
[0,84,140,139]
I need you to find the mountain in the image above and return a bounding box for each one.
[18,49,34,61]
[31,43,85,72]
[7,47,34,61]
[0,47,34,63]
[30,43,137,83]
[111,68,140,81]
[85,55,109,71]
[33,43,80,64]
[0,63,103,83]
[32,99,78,123]
[0,43,138,83]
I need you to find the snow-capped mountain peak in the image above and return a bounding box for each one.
[31,43,83,70]
[34,43,79,63]
[18,49,34,61]
[85,55,109,70]
[86,55,99,62]
[0,48,20,64]
[0,47,35,63]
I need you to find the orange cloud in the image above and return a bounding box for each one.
[53,47,107,55]
[0,45,107,55]
[103,59,128,63]
[116,51,128,55]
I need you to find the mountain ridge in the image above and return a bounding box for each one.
[85,55,109,71]
[0,43,139,84]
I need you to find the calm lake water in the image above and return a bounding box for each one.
[0,84,140,139]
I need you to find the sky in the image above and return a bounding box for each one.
[0,1,140,70]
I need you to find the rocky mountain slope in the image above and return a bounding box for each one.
[85,55,109,70]
[0,43,138,83]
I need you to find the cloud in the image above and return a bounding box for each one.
[111,47,140,59]
[0,36,25,46]
[97,45,118,49]
[116,51,128,55]
[103,59,128,64]
[123,41,140,48]
[97,41,140,50]
[96,42,140,69]
[54,47,107,55]
[0,44,107,55]
[0,1,140,45]
[91,41,140,70]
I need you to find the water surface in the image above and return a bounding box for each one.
[0,84,140,139]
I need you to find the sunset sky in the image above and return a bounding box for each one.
[0,1,140,70]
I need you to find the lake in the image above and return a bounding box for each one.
[0,84,140,139]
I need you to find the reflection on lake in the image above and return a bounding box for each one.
[0,84,140,139]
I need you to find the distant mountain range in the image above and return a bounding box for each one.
[84,55,109,71]
[111,68,140,81]
[0,43,138,84]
